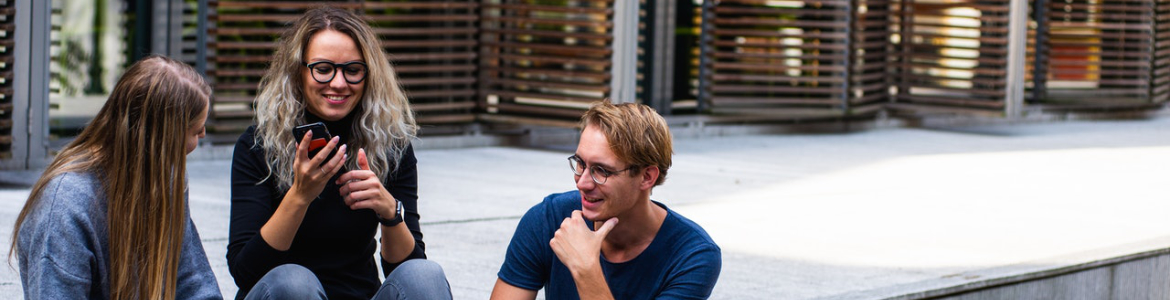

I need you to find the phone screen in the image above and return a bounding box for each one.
[292,122,332,156]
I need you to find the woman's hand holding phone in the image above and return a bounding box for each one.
[291,130,347,205]
[337,148,397,219]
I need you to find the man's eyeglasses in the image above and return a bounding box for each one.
[568,155,637,185]
[306,61,368,84]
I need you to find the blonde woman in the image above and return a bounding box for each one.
[227,7,450,300]
[11,55,220,299]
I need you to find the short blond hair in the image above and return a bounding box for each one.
[580,100,673,186]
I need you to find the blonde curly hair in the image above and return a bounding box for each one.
[253,6,417,190]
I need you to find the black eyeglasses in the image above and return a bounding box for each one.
[568,155,637,185]
[306,61,368,84]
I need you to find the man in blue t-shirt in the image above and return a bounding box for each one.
[491,101,722,300]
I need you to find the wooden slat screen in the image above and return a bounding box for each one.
[207,0,296,133]
[1028,0,1161,105]
[1156,0,1170,102]
[180,1,202,66]
[702,0,858,118]
[478,0,614,127]
[891,0,1010,114]
[365,1,480,126]
[851,0,895,113]
[0,2,13,159]
[208,0,480,135]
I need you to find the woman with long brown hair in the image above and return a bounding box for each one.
[10,55,221,299]
[227,6,450,300]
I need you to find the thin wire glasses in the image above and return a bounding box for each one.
[306,61,368,84]
[568,155,637,185]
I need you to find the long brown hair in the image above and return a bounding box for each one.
[9,55,211,299]
[254,6,417,190]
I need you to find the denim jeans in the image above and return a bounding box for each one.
[246,260,452,300]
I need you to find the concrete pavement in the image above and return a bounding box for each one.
[1,117,1168,299]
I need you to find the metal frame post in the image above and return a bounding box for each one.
[153,0,183,58]
[696,0,713,112]
[611,0,638,104]
[7,0,51,169]
[196,0,208,75]
[641,0,676,115]
[1005,0,1028,118]
[1032,0,1047,103]
[842,0,854,114]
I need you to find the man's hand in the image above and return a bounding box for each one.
[549,210,618,300]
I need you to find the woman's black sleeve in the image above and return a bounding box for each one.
[226,127,291,292]
[380,143,428,276]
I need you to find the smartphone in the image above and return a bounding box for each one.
[292,122,332,157]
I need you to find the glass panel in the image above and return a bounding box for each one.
[48,0,128,148]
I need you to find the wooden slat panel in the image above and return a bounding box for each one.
[209,0,481,131]
[892,0,1009,112]
[850,0,894,109]
[0,0,10,154]
[365,0,478,123]
[479,1,614,122]
[1028,0,1161,104]
[1155,0,1170,103]
[704,0,858,113]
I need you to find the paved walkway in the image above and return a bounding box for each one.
[0,118,1167,299]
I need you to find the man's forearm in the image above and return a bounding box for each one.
[572,265,615,300]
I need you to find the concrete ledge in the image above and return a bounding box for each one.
[824,237,1170,300]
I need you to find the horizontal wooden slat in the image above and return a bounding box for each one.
[400,76,476,86]
[383,40,477,48]
[713,51,848,61]
[492,102,588,119]
[392,52,477,61]
[713,6,850,17]
[485,90,602,103]
[481,28,611,41]
[394,64,476,74]
[404,89,476,98]
[713,62,846,72]
[416,114,476,124]
[711,96,842,106]
[485,77,610,92]
[482,53,612,68]
[214,95,255,104]
[483,16,612,28]
[214,1,479,10]
[712,84,844,94]
[713,73,845,84]
[481,66,611,81]
[713,17,849,29]
[897,94,1005,108]
[412,101,477,112]
[481,3,611,14]
[480,41,611,56]
[364,15,477,23]
[712,29,848,40]
[712,40,849,51]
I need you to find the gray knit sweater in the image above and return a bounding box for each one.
[16,171,222,299]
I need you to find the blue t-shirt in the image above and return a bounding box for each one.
[498,191,721,300]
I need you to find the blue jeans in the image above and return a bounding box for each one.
[245,260,452,300]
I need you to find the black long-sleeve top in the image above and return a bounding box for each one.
[227,114,426,300]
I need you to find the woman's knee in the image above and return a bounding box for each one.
[246,264,326,300]
[390,259,448,281]
[378,259,452,300]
